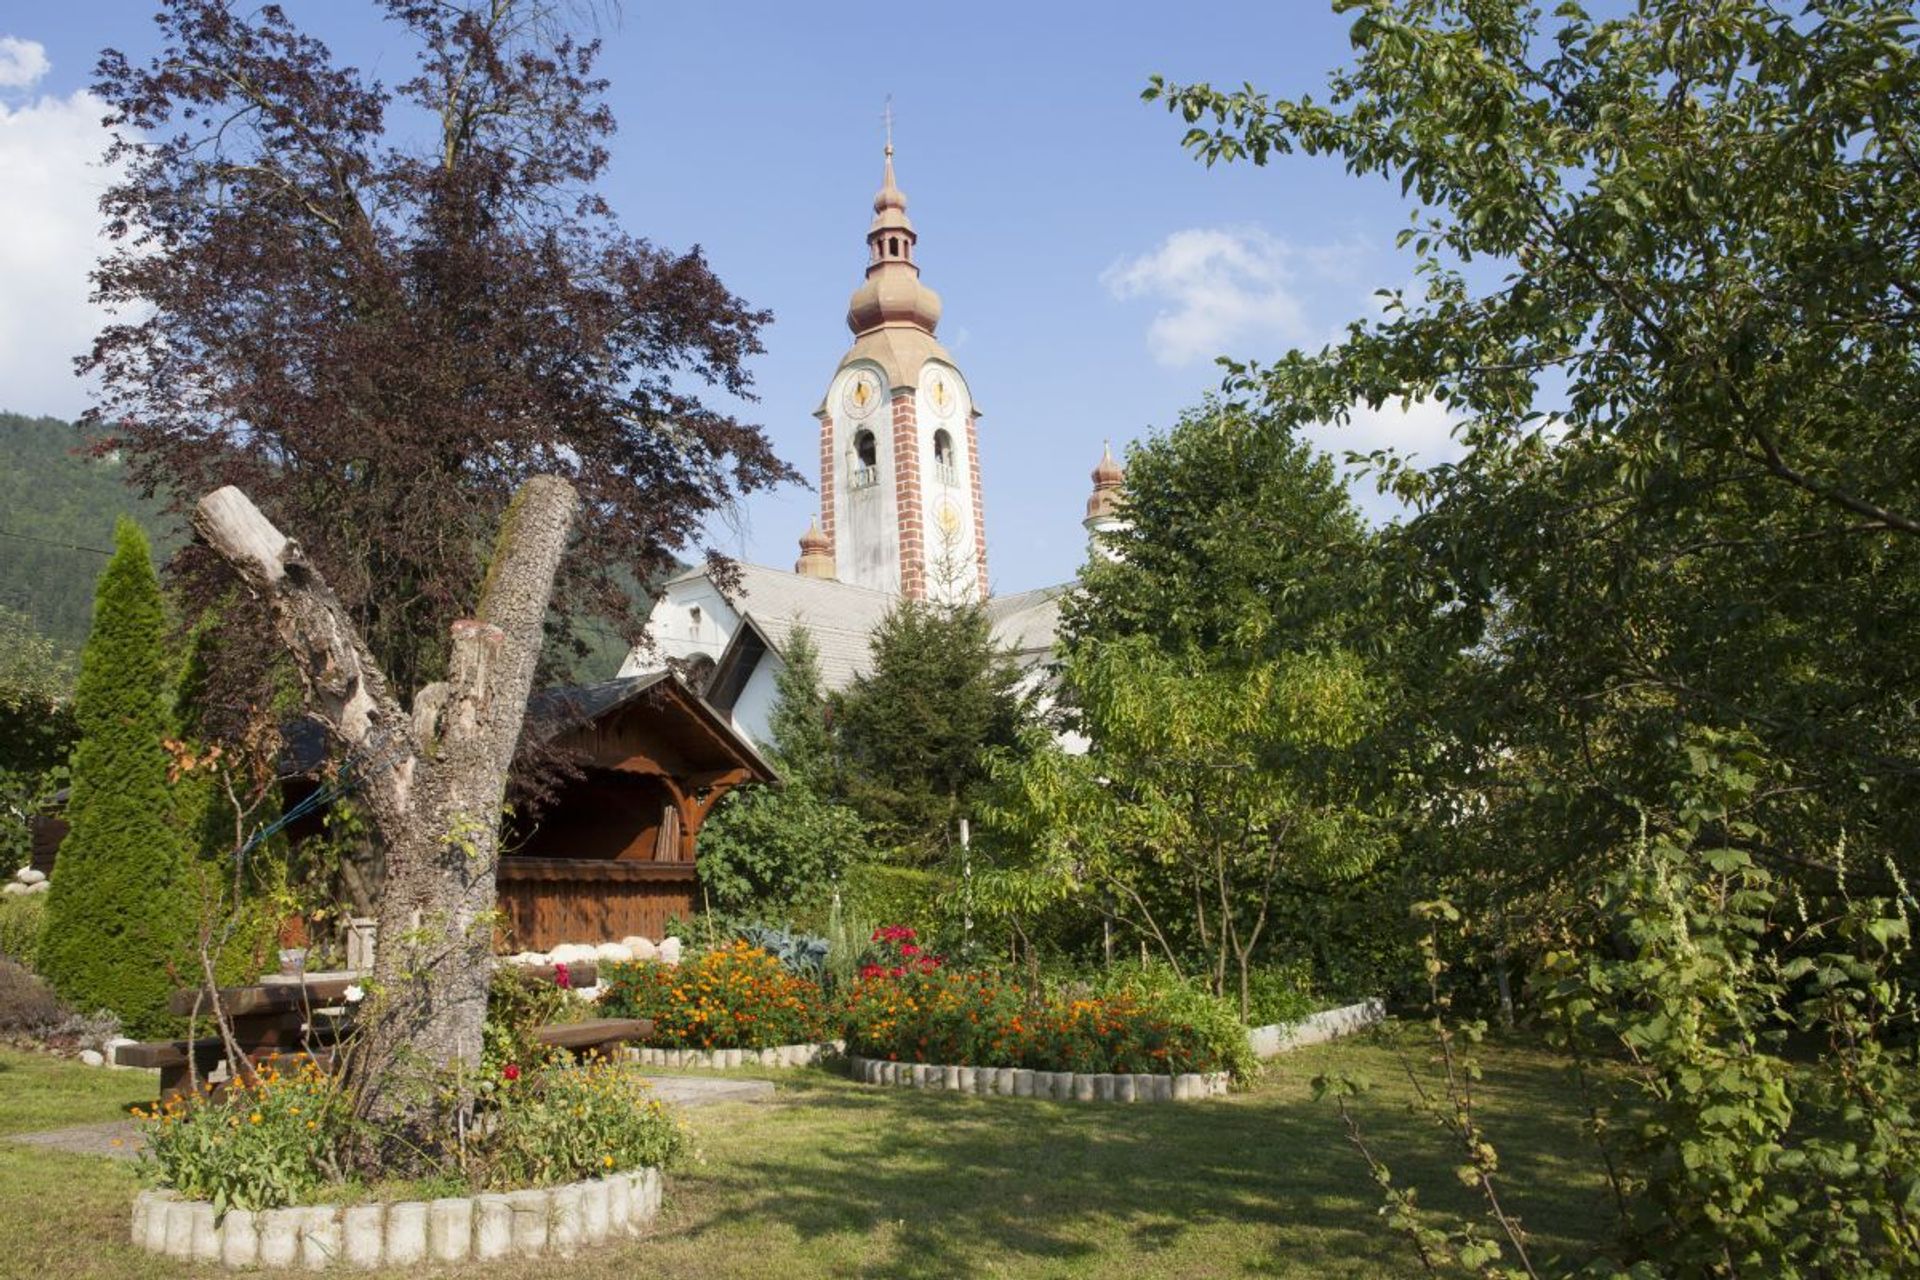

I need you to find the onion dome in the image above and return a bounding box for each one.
[1085,441,1125,525]
[795,516,836,579]
[846,144,943,337]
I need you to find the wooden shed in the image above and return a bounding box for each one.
[496,672,777,951]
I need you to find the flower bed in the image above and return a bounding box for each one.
[843,930,1239,1078]
[135,1056,683,1215]
[846,1052,1229,1103]
[130,1168,664,1268]
[599,940,833,1051]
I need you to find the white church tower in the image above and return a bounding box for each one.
[813,143,987,603]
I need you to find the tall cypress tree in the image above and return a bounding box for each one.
[39,519,188,1036]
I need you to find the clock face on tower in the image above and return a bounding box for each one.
[935,496,964,536]
[925,369,958,418]
[841,369,882,420]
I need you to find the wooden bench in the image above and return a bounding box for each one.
[116,1039,337,1102]
[531,1017,652,1058]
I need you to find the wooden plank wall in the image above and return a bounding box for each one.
[495,861,697,951]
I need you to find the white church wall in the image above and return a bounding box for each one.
[728,654,785,747]
[618,577,738,676]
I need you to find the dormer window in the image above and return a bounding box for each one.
[933,429,958,486]
[851,429,879,490]
[688,605,702,638]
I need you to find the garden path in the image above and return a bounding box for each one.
[2,1071,773,1161]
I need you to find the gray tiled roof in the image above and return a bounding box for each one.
[678,563,899,692]
[678,562,1072,692]
[987,583,1071,663]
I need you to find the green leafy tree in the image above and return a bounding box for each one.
[1066,398,1379,659]
[982,637,1386,1018]
[697,627,869,914]
[1147,0,1920,950]
[37,521,189,1036]
[1058,401,1413,999]
[835,598,1028,854]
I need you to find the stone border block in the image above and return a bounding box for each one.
[628,1040,841,1071]
[846,1055,1231,1104]
[129,1167,666,1270]
[1246,998,1386,1058]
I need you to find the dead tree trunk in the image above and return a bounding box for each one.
[193,476,578,1166]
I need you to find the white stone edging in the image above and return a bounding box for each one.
[624,1040,842,1070]
[1245,998,1386,1059]
[846,1054,1229,1102]
[130,1167,663,1269]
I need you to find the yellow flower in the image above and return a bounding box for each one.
[602,1155,615,1168]
[250,1113,263,1125]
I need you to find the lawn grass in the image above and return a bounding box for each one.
[0,1025,1615,1279]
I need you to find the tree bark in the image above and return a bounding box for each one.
[193,476,578,1166]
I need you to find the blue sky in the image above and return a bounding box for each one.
[1,2,1458,593]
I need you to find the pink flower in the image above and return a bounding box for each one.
[553,962,572,990]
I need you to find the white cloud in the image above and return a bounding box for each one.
[1303,395,1463,525]
[0,74,124,419]
[0,37,50,90]
[1101,227,1318,367]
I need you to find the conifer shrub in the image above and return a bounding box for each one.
[37,520,190,1037]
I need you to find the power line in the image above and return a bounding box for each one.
[0,528,114,556]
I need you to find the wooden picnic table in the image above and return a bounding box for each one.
[129,963,621,1100]
[164,962,599,1018]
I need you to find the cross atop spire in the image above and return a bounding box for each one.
[882,95,895,157]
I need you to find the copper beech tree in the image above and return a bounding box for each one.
[194,476,576,1159]
[85,0,795,721]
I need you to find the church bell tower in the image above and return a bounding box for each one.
[812,141,987,602]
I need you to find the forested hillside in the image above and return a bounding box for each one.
[0,412,177,656]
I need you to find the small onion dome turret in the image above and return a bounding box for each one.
[795,516,836,580]
[1085,441,1125,526]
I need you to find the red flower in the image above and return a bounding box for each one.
[502,1063,521,1082]
[860,964,885,979]
[899,944,920,957]
[553,962,572,990]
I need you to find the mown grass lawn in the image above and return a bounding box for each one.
[0,1025,1614,1279]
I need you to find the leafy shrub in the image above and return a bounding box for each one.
[472,1059,686,1190]
[695,779,865,914]
[482,965,581,1076]
[600,941,832,1049]
[136,1055,351,1215]
[1084,962,1257,1081]
[0,955,72,1038]
[831,863,953,941]
[0,894,47,963]
[1240,959,1318,1028]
